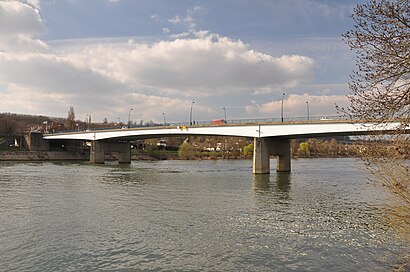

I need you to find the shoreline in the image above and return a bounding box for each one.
[0,150,360,162]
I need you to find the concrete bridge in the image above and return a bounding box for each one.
[43,121,403,174]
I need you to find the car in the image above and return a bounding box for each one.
[320,117,333,121]
[212,119,226,125]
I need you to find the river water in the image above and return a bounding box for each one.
[0,158,407,271]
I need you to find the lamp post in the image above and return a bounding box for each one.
[222,107,227,123]
[281,91,286,122]
[85,114,91,130]
[162,112,166,125]
[306,100,310,121]
[190,101,195,125]
[128,107,133,128]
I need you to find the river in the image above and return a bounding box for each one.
[0,158,407,271]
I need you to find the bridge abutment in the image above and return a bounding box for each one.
[253,138,291,174]
[90,141,131,164]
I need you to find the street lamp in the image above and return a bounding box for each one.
[306,100,310,121]
[128,107,133,128]
[281,91,286,122]
[190,101,195,125]
[85,114,91,130]
[222,107,227,123]
[162,112,166,125]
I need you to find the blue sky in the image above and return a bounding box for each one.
[0,0,365,123]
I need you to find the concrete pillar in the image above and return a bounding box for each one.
[274,140,291,173]
[253,138,271,174]
[90,141,131,164]
[117,142,131,164]
[90,141,105,164]
[253,138,291,174]
[26,132,50,151]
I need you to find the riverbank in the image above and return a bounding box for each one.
[0,149,361,162]
[0,151,88,161]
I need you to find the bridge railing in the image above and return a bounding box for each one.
[171,115,348,126]
[46,115,349,135]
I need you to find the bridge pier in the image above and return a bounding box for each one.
[90,141,131,164]
[253,138,291,174]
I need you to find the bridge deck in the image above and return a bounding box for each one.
[43,121,401,141]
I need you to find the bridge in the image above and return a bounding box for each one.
[43,121,403,174]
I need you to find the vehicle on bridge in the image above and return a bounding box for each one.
[212,119,226,125]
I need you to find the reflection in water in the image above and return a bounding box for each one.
[275,172,291,194]
[252,174,270,191]
[253,173,291,197]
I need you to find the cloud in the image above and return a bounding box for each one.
[0,1,45,36]
[0,1,47,52]
[169,15,181,25]
[0,32,316,121]
[0,52,124,94]
[246,93,348,118]
[0,1,319,122]
[167,5,201,31]
[67,35,314,95]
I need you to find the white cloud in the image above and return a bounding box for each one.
[67,35,314,94]
[169,15,181,25]
[0,1,319,122]
[0,33,317,121]
[246,93,348,118]
[168,6,201,31]
[0,1,47,52]
[0,1,45,36]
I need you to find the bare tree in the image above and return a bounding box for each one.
[342,0,410,126]
[66,106,76,130]
[0,113,17,136]
[0,113,18,148]
[343,0,410,254]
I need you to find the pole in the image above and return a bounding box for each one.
[162,112,166,125]
[85,114,91,130]
[128,108,133,128]
[281,91,285,122]
[190,101,195,125]
[306,101,310,121]
[222,107,227,123]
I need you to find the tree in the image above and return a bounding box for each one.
[342,0,410,125]
[243,143,254,157]
[0,113,17,136]
[343,0,410,251]
[298,142,310,157]
[66,106,76,130]
[178,142,196,159]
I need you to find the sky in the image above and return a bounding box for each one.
[0,0,365,124]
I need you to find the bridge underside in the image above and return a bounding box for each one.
[90,141,131,164]
[89,137,290,174]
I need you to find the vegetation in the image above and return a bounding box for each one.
[243,143,254,157]
[342,0,409,125]
[0,113,17,135]
[298,142,310,157]
[66,106,76,130]
[178,142,196,160]
[343,0,409,268]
